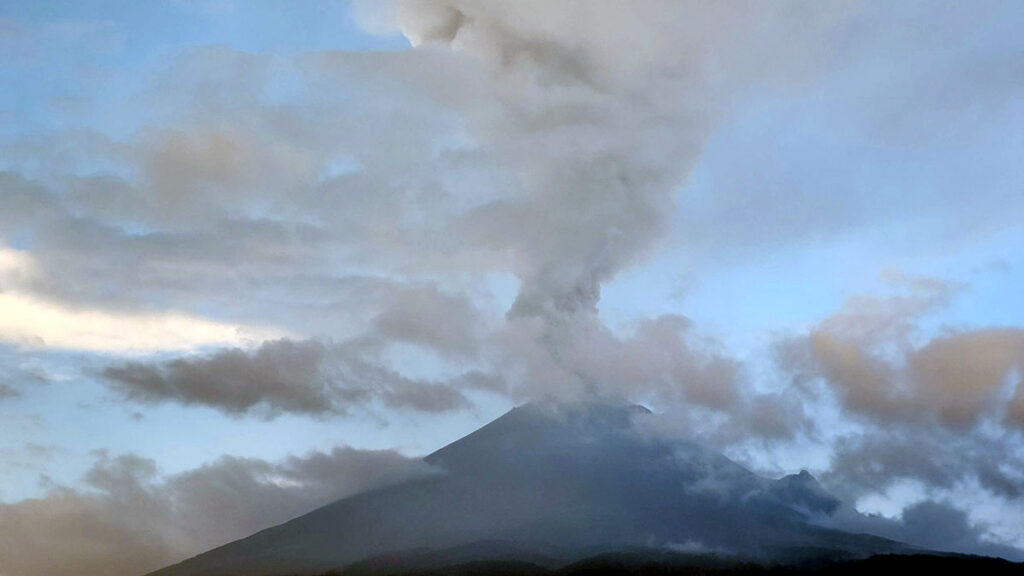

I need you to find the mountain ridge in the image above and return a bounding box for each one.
[146,401,914,576]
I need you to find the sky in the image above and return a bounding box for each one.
[0,1,1023,575]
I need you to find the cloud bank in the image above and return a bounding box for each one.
[0,447,432,576]
[102,338,472,417]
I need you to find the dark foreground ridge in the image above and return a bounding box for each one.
[147,402,1011,576]
[316,551,1024,576]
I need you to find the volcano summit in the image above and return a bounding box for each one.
[147,402,932,576]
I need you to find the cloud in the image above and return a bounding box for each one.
[0,291,284,353]
[897,501,1023,559]
[777,272,1024,429]
[0,2,1019,389]
[383,0,853,321]
[910,329,1024,427]
[770,272,1024,550]
[101,338,471,417]
[491,313,742,410]
[102,339,335,416]
[827,499,1024,561]
[0,447,433,576]
[0,245,284,354]
[0,1,862,403]
[0,245,35,282]
[825,429,1024,503]
[369,282,482,358]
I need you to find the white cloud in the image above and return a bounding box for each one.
[0,248,283,352]
[0,291,283,353]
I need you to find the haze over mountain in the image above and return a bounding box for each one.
[149,402,913,576]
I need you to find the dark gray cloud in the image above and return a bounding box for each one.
[0,447,433,576]
[102,339,337,416]
[102,338,471,418]
[896,502,1024,559]
[825,428,1024,502]
[828,499,1024,561]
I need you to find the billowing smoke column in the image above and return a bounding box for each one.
[363,0,852,399]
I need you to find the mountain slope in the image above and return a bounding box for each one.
[147,402,908,576]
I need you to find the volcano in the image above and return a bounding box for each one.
[148,402,913,576]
